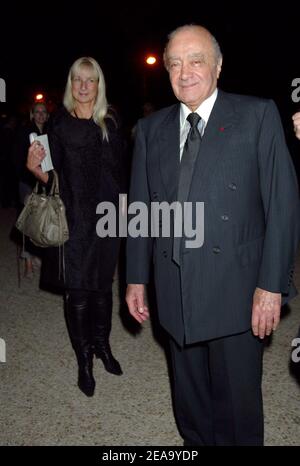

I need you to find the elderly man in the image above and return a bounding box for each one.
[126,25,299,445]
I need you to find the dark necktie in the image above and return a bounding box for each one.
[172,112,202,266]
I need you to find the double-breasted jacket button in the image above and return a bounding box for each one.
[228,182,237,191]
[221,214,229,221]
[213,247,221,254]
[288,270,294,285]
[163,250,167,258]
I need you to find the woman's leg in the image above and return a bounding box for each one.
[90,289,122,375]
[65,289,95,397]
[20,249,33,278]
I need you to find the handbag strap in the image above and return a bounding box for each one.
[33,181,42,194]
[32,170,60,196]
[50,170,60,197]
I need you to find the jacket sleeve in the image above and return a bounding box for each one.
[126,119,153,284]
[47,117,64,173]
[257,99,300,295]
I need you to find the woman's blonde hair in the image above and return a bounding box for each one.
[63,56,110,140]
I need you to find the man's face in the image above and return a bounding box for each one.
[165,28,222,111]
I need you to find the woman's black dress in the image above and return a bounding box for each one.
[40,106,126,292]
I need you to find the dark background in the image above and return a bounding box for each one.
[0,1,299,155]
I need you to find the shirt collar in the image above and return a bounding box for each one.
[180,88,218,128]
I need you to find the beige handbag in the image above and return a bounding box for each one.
[15,170,69,248]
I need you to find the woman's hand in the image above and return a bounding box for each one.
[26,141,49,184]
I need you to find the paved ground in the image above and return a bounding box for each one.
[0,207,299,445]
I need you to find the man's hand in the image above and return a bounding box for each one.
[252,287,281,339]
[292,112,300,140]
[126,284,149,324]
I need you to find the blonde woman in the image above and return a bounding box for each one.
[27,57,126,397]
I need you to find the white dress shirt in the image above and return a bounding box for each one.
[179,88,218,160]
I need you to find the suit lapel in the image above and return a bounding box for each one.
[190,90,238,198]
[157,92,238,203]
[158,105,180,202]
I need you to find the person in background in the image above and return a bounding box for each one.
[131,101,156,140]
[27,57,126,397]
[292,112,300,139]
[13,102,49,277]
[126,24,300,445]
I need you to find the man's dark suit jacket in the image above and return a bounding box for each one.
[126,90,300,346]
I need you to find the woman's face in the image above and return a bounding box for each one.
[32,104,48,127]
[71,65,98,106]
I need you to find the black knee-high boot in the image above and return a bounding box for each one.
[91,290,123,376]
[65,290,96,397]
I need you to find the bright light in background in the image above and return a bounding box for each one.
[145,55,157,65]
[35,93,44,101]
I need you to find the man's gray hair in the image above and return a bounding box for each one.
[163,24,223,69]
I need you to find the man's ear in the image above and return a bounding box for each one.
[216,58,223,78]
